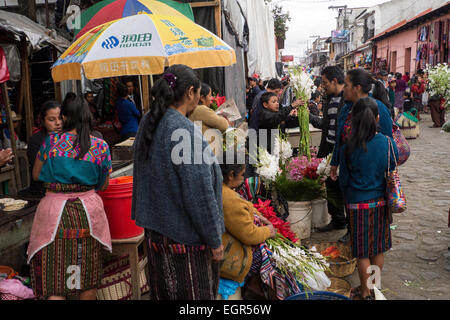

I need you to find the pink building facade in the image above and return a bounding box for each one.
[372,4,450,75]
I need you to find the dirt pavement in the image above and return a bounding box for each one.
[305,112,450,300]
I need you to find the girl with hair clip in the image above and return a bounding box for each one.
[132,65,225,300]
[338,97,398,300]
[28,95,112,300]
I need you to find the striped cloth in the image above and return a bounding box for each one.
[144,229,219,300]
[325,96,342,145]
[30,184,102,299]
[249,214,301,300]
[347,197,392,258]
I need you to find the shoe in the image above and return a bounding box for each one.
[338,231,351,243]
[318,222,346,232]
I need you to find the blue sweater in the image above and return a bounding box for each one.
[116,98,140,135]
[131,108,225,249]
[339,133,398,203]
[331,99,393,167]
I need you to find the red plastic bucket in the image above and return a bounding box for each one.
[98,176,143,239]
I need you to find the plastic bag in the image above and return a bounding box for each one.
[216,98,242,122]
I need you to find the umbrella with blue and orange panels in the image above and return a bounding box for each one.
[73,0,194,39]
[51,13,236,82]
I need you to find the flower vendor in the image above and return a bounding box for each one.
[219,150,276,284]
[189,82,229,154]
[334,97,398,300]
[28,96,112,300]
[132,65,225,300]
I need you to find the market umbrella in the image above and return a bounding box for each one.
[51,13,236,82]
[73,0,194,39]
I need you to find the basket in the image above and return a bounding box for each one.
[326,277,351,298]
[96,254,149,300]
[0,266,15,278]
[285,291,350,300]
[311,242,357,278]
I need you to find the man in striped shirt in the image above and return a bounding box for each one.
[310,66,347,237]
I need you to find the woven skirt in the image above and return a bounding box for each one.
[30,184,103,299]
[145,229,219,300]
[346,197,392,259]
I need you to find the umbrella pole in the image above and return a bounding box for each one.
[138,75,143,114]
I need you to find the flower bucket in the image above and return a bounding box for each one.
[287,201,312,240]
[311,199,330,229]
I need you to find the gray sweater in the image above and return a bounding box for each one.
[131,108,224,249]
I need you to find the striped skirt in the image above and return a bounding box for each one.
[346,197,392,259]
[30,184,103,299]
[145,229,220,300]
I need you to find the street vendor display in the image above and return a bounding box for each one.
[219,147,331,300]
[425,63,449,128]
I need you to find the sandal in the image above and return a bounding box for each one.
[350,286,362,299]
[350,286,375,300]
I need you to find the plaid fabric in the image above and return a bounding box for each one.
[30,197,103,299]
[249,213,301,300]
[392,125,410,166]
[346,200,386,210]
[144,229,219,300]
[347,197,392,259]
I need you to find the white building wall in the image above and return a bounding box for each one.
[373,0,448,35]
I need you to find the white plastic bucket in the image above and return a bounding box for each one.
[311,199,330,229]
[287,201,312,240]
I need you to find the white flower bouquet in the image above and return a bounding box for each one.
[289,66,316,160]
[255,147,280,182]
[425,63,450,109]
[266,234,331,293]
[273,132,293,167]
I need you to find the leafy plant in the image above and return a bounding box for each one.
[265,0,291,40]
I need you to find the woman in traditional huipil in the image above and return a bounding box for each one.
[28,96,112,300]
[132,65,224,300]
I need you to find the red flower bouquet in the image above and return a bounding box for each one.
[210,94,226,111]
[254,199,299,243]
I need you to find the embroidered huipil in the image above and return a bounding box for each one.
[27,132,113,263]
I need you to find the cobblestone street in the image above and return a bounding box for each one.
[307,113,450,300]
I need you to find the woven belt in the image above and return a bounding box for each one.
[346,200,386,210]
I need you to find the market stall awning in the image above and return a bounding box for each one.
[0,9,70,52]
[74,0,195,39]
[52,13,236,82]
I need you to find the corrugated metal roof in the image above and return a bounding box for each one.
[0,9,70,51]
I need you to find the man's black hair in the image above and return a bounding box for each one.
[321,66,345,84]
[267,78,283,90]
[261,91,277,105]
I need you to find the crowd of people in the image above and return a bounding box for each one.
[3,58,444,301]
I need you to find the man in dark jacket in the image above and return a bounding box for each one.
[310,66,347,236]
[246,77,261,116]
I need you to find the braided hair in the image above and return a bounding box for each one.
[136,64,201,158]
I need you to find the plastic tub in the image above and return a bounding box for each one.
[99,176,143,239]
